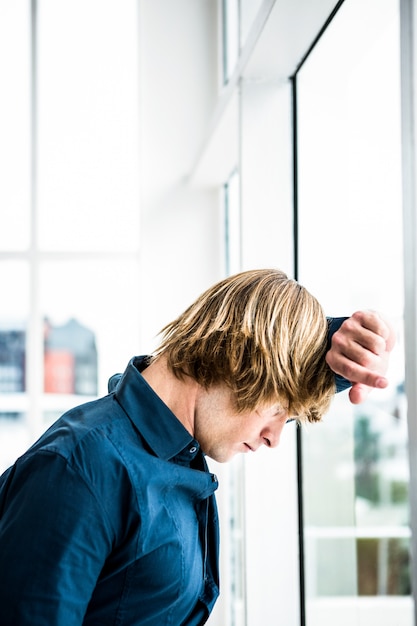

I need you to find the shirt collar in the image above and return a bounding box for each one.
[112,356,198,461]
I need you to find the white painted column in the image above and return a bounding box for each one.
[400,1,417,623]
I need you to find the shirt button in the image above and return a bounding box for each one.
[189,446,197,454]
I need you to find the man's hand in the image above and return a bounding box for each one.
[326,310,396,404]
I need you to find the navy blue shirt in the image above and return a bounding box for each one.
[0,356,220,625]
[0,318,350,625]
[327,317,352,393]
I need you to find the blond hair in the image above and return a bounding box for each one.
[155,269,335,423]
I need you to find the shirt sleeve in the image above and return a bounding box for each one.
[327,317,352,393]
[0,450,114,625]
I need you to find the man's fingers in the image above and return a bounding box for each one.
[349,383,372,404]
[333,315,387,357]
[326,348,390,386]
[327,312,395,378]
[351,309,389,335]
[349,310,396,352]
[330,358,389,388]
[349,378,389,404]
[326,310,396,404]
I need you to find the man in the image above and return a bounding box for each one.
[0,269,395,625]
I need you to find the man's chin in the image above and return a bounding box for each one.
[206,450,236,464]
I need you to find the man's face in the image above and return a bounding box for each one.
[193,384,290,463]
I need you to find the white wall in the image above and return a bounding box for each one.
[138,0,223,352]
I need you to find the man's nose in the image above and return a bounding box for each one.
[261,421,286,448]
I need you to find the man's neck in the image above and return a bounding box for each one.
[141,355,198,437]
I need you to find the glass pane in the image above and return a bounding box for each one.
[0,261,29,393]
[303,395,358,598]
[37,0,140,252]
[297,0,411,624]
[224,170,241,276]
[40,258,141,404]
[0,261,30,474]
[0,0,31,250]
[217,173,245,626]
[223,0,239,83]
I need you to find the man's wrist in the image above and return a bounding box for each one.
[327,317,352,393]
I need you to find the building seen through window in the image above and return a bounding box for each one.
[0,325,25,394]
[44,318,97,396]
[0,316,98,403]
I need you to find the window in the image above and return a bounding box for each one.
[222,0,239,83]
[224,169,241,275]
[296,0,410,623]
[0,0,140,474]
